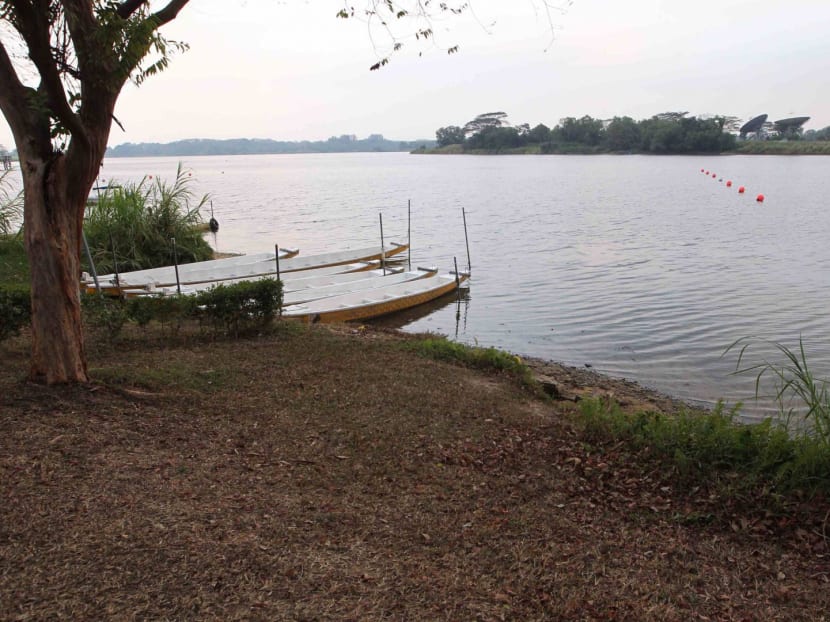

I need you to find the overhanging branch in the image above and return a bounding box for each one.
[8,0,87,141]
[0,39,30,130]
[116,0,147,19]
[151,0,190,27]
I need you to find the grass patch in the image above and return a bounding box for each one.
[735,141,830,155]
[578,397,830,498]
[91,362,238,393]
[403,335,536,387]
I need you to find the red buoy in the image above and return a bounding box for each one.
[712,173,717,177]
[738,186,745,194]
[700,168,705,172]
[756,194,765,202]
[705,171,710,175]
[726,180,732,187]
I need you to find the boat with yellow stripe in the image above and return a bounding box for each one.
[284,271,469,324]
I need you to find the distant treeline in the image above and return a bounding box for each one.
[434,112,740,154]
[107,135,435,157]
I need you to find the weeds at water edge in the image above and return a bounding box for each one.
[726,336,830,446]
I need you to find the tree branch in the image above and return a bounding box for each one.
[116,0,147,19]
[150,0,190,27]
[0,39,31,133]
[59,0,96,68]
[8,0,87,141]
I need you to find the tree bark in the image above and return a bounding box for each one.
[22,154,90,384]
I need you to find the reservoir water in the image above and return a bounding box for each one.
[72,153,830,416]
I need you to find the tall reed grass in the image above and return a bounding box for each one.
[0,170,23,237]
[84,163,213,273]
[726,336,830,446]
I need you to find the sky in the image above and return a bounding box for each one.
[1,0,830,148]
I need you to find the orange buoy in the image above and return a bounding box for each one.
[738,186,745,194]
[726,180,732,187]
[756,194,764,202]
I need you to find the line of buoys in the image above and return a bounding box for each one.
[698,167,762,201]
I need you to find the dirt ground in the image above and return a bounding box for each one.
[1,324,828,621]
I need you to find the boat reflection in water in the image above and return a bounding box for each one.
[369,286,471,340]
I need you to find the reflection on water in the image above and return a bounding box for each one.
[93,153,830,420]
[370,287,471,339]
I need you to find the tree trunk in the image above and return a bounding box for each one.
[23,154,89,384]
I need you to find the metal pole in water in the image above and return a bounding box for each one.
[453,256,460,287]
[379,212,386,276]
[462,207,471,273]
[407,199,411,271]
[82,230,101,296]
[275,244,282,317]
[171,237,181,295]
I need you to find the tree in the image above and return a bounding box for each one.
[435,125,465,147]
[527,123,551,144]
[605,116,640,151]
[463,111,509,138]
[552,115,604,146]
[0,1,190,383]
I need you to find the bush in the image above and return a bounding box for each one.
[80,278,283,340]
[0,171,23,237]
[0,286,30,341]
[194,278,283,336]
[578,397,830,497]
[84,163,213,274]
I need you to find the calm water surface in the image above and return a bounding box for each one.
[90,152,829,417]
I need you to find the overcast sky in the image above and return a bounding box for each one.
[2,0,829,149]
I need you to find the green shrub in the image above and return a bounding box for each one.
[0,170,22,238]
[578,397,830,497]
[0,235,29,288]
[194,278,283,336]
[0,286,30,341]
[84,163,213,274]
[82,294,128,339]
[80,278,283,339]
[125,294,196,330]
